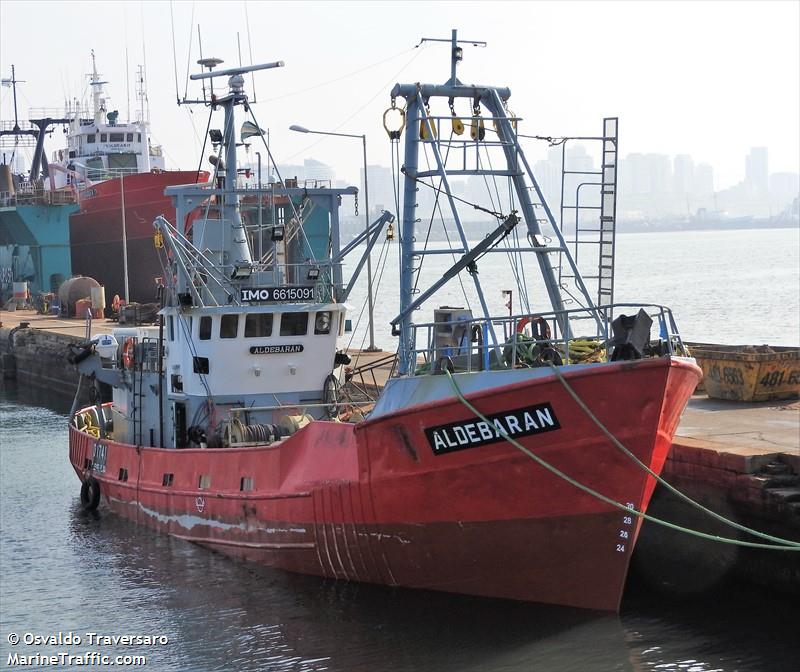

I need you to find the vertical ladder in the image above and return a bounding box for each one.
[555,116,619,309]
[597,117,618,306]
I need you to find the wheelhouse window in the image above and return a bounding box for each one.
[245,313,273,337]
[199,316,212,340]
[314,311,332,335]
[100,133,107,142]
[109,132,125,142]
[87,134,95,143]
[280,312,308,336]
[137,133,142,142]
[126,133,134,142]
[168,315,174,341]
[220,314,239,339]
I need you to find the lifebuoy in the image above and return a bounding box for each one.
[516,316,551,341]
[80,476,101,511]
[516,316,533,334]
[122,337,135,369]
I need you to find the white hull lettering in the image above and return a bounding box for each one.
[424,402,561,455]
[249,344,304,355]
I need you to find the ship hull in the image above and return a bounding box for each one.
[69,171,204,303]
[69,357,700,611]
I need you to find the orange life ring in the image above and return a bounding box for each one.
[516,315,551,340]
[122,337,135,369]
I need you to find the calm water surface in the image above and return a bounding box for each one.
[345,227,800,351]
[1,385,798,671]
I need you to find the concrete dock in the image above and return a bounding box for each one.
[2,309,798,594]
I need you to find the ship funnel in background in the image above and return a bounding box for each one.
[241,121,265,140]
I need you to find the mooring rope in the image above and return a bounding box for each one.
[443,370,800,551]
[545,362,800,548]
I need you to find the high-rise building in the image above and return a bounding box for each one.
[673,154,694,194]
[745,147,768,192]
[693,163,714,196]
[361,164,394,217]
[645,154,671,194]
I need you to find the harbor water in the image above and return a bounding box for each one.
[344,227,800,352]
[1,226,799,671]
[1,386,799,670]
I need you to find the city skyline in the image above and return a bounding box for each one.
[1,1,798,192]
[244,144,798,221]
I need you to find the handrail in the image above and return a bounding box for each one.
[406,302,688,375]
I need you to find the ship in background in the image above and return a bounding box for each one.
[0,53,206,306]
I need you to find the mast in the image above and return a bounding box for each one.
[89,50,108,125]
[391,29,595,374]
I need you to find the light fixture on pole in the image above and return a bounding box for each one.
[289,124,379,351]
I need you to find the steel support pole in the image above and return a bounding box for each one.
[398,97,420,375]
[362,135,379,351]
[120,172,130,302]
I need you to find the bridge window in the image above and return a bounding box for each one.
[199,316,212,340]
[280,312,308,336]
[87,134,95,143]
[220,314,239,339]
[314,311,332,335]
[137,133,142,142]
[100,133,107,142]
[245,313,273,337]
[126,133,134,142]
[109,132,125,142]
[168,315,174,341]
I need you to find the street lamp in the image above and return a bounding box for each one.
[289,124,379,351]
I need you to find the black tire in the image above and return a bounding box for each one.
[80,477,101,511]
[323,374,340,419]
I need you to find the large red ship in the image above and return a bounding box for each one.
[38,52,209,302]
[70,170,206,303]
[67,39,703,612]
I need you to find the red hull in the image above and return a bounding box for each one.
[68,357,700,611]
[69,171,206,302]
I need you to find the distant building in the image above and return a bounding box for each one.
[694,163,714,196]
[673,154,694,194]
[745,147,768,193]
[361,164,394,217]
[304,158,334,184]
[769,172,800,211]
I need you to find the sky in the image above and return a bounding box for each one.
[1,0,798,189]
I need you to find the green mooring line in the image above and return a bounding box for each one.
[443,370,800,551]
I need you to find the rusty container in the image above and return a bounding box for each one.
[688,343,800,402]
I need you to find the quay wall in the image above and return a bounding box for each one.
[633,437,800,596]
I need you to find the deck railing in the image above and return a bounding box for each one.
[407,303,688,376]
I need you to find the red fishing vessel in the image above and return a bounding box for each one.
[67,37,702,612]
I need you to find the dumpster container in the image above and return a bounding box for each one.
[688,343,799,402]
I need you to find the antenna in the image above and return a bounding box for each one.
[189,61,284,81]
[417,29,486,85]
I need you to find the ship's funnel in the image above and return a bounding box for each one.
[241,121,265,140]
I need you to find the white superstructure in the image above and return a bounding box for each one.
[44,53,164,190]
